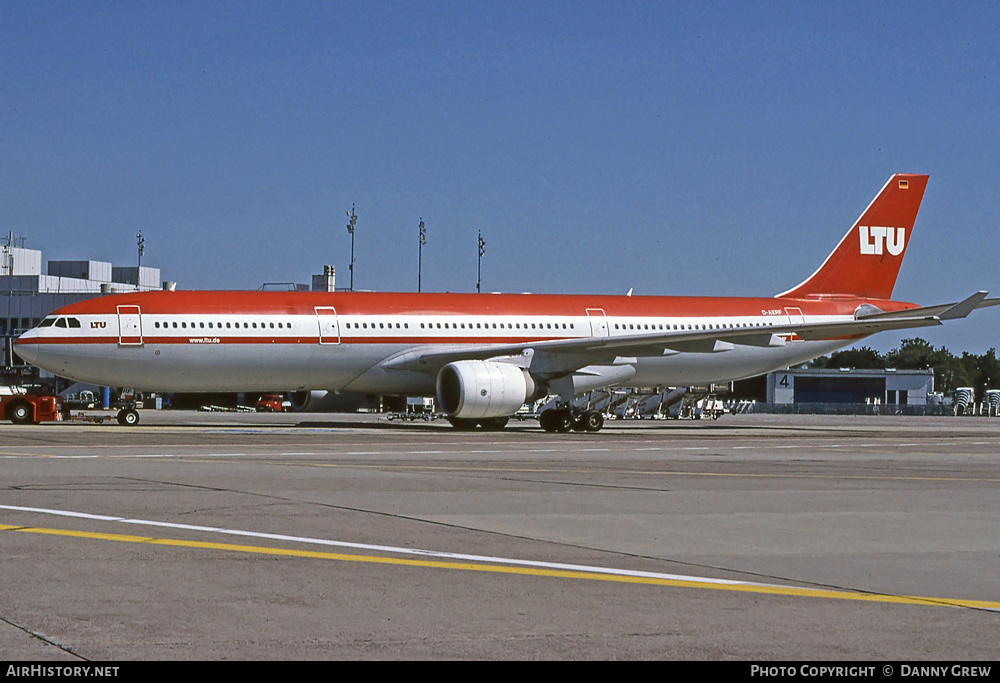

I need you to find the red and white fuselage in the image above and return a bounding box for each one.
[14,290,894,393]
[14,174,996,429]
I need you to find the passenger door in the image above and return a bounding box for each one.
[315,307,341,345]
[586,308,609,338]
[117,305,143,346]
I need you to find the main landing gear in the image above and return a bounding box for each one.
[538,408,604,433]
[444,410,605,433]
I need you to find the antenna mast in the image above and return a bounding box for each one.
[346,204,357,291]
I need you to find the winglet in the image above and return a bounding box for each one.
[778,174,929,300]
[938,291,988,320]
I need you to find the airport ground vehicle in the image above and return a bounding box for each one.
[13,174,1000,431]
[387,396,439,422]
[61,389,97,410]
[1,392,62,425]
[255,394,287,412]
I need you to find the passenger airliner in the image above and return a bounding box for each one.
[15,174,998,430]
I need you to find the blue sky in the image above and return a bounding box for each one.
[2,1,997,352]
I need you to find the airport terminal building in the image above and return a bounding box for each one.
[765,367,936,413]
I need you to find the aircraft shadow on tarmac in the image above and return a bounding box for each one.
[287,418,803,433]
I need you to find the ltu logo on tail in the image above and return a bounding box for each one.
[859,226,905,256]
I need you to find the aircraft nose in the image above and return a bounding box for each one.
[14,334,39,365]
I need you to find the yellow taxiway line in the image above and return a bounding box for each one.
[3,522,998,611]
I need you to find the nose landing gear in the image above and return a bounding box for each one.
[115,387,140,426]
[116,408,140,426]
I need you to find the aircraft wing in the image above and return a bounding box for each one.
[380,291,989,376]
[855,292,999,321]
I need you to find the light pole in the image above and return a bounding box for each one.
[346,205,357,291]
[136,231,145,269]
[418,218,426,293]
[477,230,485,294]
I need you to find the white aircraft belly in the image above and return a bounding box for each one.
[31,341,394,392]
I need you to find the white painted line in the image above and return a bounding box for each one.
[0,504,771,588]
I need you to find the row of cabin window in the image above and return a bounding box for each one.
[344,322,408,329]
[144,319,776,333]
[416,322,575,330]
[149,320,570,332]
[345,323,575,330]
[614,321,776,331]
[339,322,579,331]
[152,321,291,330]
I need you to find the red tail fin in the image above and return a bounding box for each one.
[778,174,929,300]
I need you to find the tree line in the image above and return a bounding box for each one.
[808,338,1000,398]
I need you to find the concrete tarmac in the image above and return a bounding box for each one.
[1,412,998,660]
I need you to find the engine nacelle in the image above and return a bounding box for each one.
[436,361,540,419]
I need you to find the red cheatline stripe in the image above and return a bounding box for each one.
[16,336,567,346]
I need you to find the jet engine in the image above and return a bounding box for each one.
[436,361,541,419]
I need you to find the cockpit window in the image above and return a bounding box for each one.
[55,318,68,328]
[67,318,81,328]
[39,318,56,328]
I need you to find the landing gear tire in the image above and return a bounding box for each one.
[117,409,140,426]
[583,410,604,432]
[479,416,509,431]
[447,417,479,430]
[553,409,573,433]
